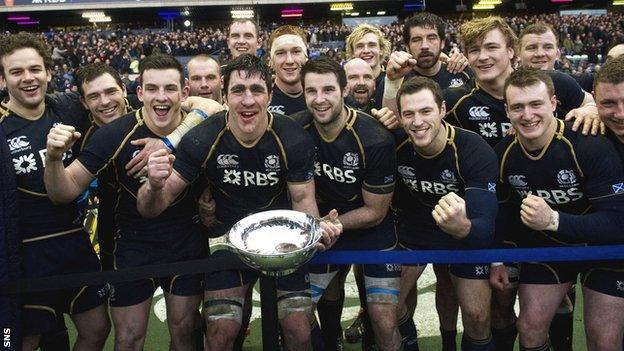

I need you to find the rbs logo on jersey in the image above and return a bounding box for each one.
[315,161,356,184]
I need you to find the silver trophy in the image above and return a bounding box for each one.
[227,210,322,276]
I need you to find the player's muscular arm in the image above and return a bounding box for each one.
[136,149,189,218]
[382,51,417,118]
[44,125,95,204]
[337,189,392,231]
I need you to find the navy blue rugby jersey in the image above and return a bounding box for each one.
[1,93,88,242]
[444,71,585,148]
[373,71,385,110]
[496,120,624,247]
[393,122,498,248]
[268,85,307,116]
[606,129,624,163]
[77,109,202,241]
[291,108,395,215]
[406,63,472,90]
[173,110,316,235]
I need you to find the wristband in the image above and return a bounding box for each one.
[383,76,404,101]
[545,211,559,231]
[491,262,504,267]
[191,108,210,121]
[161,136,176,153]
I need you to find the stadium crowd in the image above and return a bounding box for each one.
[28,12,624,93]
[1,7,624,351]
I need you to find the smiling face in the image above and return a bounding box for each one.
[505,81,557,149]
[227,21,261,59]
[352,33,382,72]
[596,81,624,142]
[137,68,188,133]
[304,71,346,126]
[80,72,126,125]
[399,89,446,153]
[519,30,560,70]
[225,70,270,137]
[0,47,51,113]
[270,41,307,87]
[466,29,514,84]
[344,58,375,108]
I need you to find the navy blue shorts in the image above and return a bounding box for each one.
[310,216,400,280]
[519,261,581,285]
[21,231,108,336]
[581,260,624,298]
[109,228,207,307]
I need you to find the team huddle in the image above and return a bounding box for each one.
[1,11,623,351]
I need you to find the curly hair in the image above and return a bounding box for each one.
[0,32,52,77]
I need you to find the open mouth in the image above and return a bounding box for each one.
[98,105,118,116]
[239,111,257,123]
[153,105,171,118]
[521,120,540,130]
[21,85,39,95]
[411,126,429,138]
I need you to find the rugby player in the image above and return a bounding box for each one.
[292,57,401,351]
[227,19,262,60]
[493,67,624,351]
[44,53,223,351]
[187,54,223,104]
[344,58,377,113]
[518,23,602,135]
[136,54,341,351]
[267,25,308,116]
[0,32,110,351]
[588,56,624,350]
[394,76,498,351]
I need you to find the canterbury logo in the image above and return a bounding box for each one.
[216,154,239,167]
[7,136,30,151]
[397,166,415,178]
[468,106,490,120]
[508,175,527,187]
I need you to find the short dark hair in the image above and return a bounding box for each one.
[594,55,624,90]
[228,19,260,38]
[403,12,446,46]
[76,63,123,96]
[504,66,555,101]
[301,56,347,93]
[222,53,272,95]
[519,23,559,45]
[0,32,52,77]
[139,53,185,87]
[396,76,444,114]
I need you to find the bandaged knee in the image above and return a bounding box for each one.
[203,297,245,324]
[277,291,312,320]
[309,271,339,304]
[365,276,400,304]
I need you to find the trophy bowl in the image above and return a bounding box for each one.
[227,210,322,276]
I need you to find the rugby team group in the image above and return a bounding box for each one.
[1,10,624,351]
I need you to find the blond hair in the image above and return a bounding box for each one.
[460,16,517,55]
[345,24,391,60]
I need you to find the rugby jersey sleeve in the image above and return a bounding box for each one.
[173,121,213,184]
[443,86,467,128]
[47,92,89,129]
[77,117,131,176]
[458,132,499,247]
[282,121,315,183]
[549,70,586,116]
[556,135,624,243]
[362,127,396,195]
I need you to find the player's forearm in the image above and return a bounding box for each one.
[556,206,624,244]
[337,205,388,231]
[164,109,211,150]
[136,183,172,218]
[43,159,84,204]
[462,189,498,248]
[381,75,402,121]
